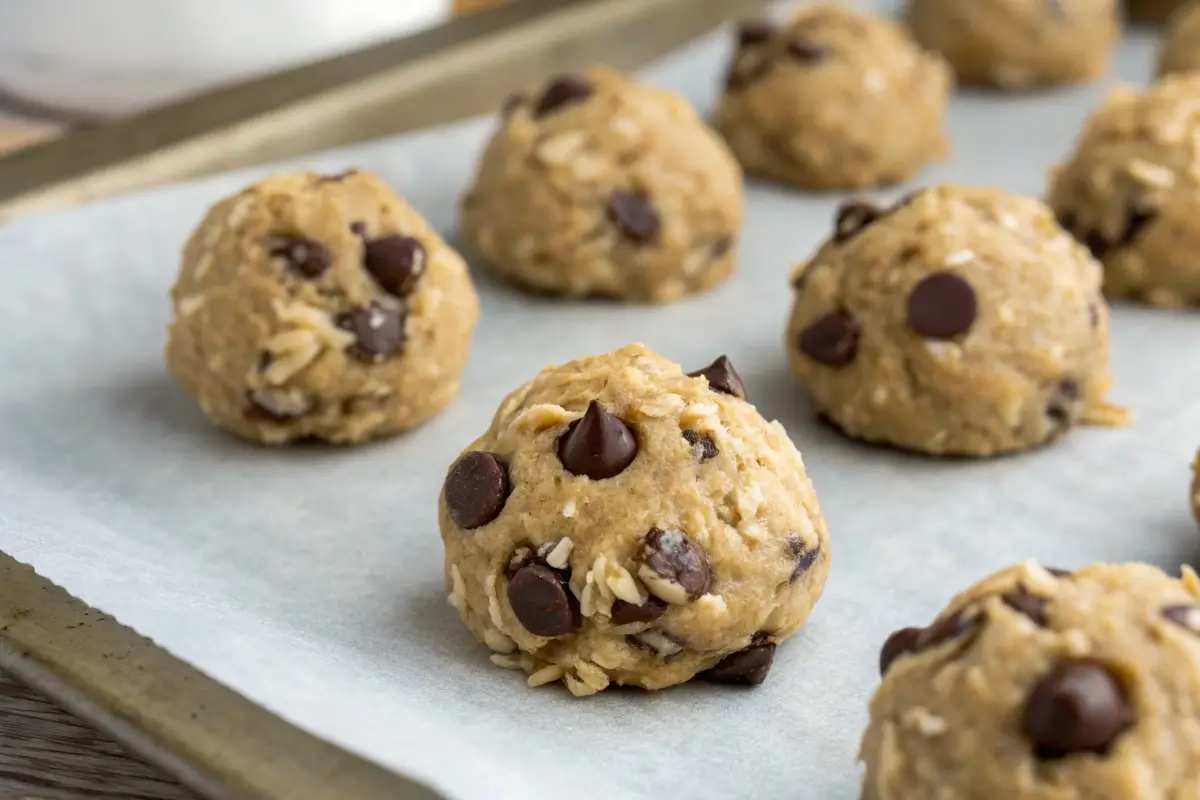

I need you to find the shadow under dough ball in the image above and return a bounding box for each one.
[713,2,951,190]
[1048,73,1200,308]
[438,344,831,695]
[786,184,1122,457]
[862,561,1200,798]
[906,0,1120,89]
[460,67,744,303]
[164,169,480,445]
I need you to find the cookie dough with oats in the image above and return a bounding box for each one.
[1158,3,1200,79]
[786,185,1122,457]
[166,170,479,445]
[460,67,743,303]
[1129,0,1191,23]
[713,3,951,190]
[1049,75,1200,308]
[906,0,1120,89]
[438,344,830,696]
[862,561,1200,799]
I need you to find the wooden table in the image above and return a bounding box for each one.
[0,671,196,799]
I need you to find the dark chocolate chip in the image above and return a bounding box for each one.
[350,221,368,238]
[736,19,776,47]
[270,235,331,279]
[833,200,883,243]
[1119,208,1156,248]
[244,388,312,423]
[443,451,510,530]
[1046,379,1082,435]
[1023,659,1132,759]
[501,92,525,117]
[918,610,975,650]
[682,429,718,462]
[636,528,712,600]
[797,310,860,367]
[687,355,747,400]
[336,303,406,362]
[1163,604,1200,634]
[610,595,669,626]
[257,350,274,371]
[787,537,820,582]
[1084,230,1111,261]
[507,563,581,637]
[363,235,426,298]
[557,400,638,480]
[1002,586,1050,627]
[533,74,592,117]
[704,642,776,685]
[787,40,830,63]
[907,272,978,339]
[879,627,923,675]
[608,189,661,244]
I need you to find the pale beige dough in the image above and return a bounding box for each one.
[1158,2,1200,77]
[786,185,1122,457]
[460,66,743,303]
[861,561,1200,799]
[165,170,479,445]
[906,0,1120,89]
[438,344,830,695]
[1129,0,1191,23]
[1048,75,1200,308]
[713,3,951,190]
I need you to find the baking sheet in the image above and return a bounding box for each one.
[0,5,1193,799]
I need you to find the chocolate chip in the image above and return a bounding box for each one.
[682,429,718,461]
[350,221,368,238]
[608,189,660,244]
[879,627,923,675]
[610,595,668,626]
[557,400,638,480]
[244,388,312,422]
[918,610,975,650]
[1119,208,1156,248]
[533,74,592,117]
[704,641,776,685]
[1164,604,1200,634]
[1056,211,1077,234]
[687,355,747,400]
[363,235,426,298]
[270,235,331,278]
[833,200,883,243]
[787,40,829,63]
[787,537,820,582]
[636,528,712,600]
[336,303,406,362]
[1023,659,1132,759]
[736,19,776,47]
[443,451,510,529]
[1046,379,1082,434]
[1084,230,1111,261]
[507,563,581,637]
[907,272,978,339]
[797,310,860,367]
[1002,586,1050,627]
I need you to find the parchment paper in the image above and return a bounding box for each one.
[1,6,1194,799]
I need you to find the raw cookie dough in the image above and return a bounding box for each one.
[166,170,479,445]
[713,3,951,190]
[439,344,830,695]
[786,185,1120,457]
[460,67,743,303]
[861,561,1200,799]
[1048,75,1200,307]
[1158,2,1200,77]
[1129,0,1190,23]
[906,0,1120,89]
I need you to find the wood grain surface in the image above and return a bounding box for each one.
[0,670,196,800]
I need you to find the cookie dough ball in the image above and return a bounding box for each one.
[1129,0,1190,23]
[439,344,830,695]
[166,170,479,445]
[786,185,1118,457]
[906,0,1120,89]
[1048,76,1200,307]
[460,67,743,303]
[1158,2,1200,77]
[862,561,1200,799]
[713,4,951,190]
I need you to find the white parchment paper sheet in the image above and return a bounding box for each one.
[1,6,1195,799]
